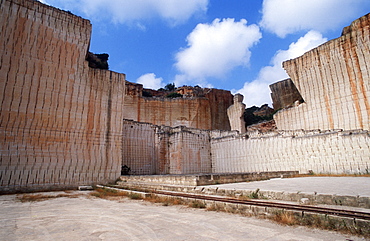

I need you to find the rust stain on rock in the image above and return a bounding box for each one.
[342,37,364,129]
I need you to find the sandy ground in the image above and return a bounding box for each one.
[0,191,365,241]
[202,177,370,197]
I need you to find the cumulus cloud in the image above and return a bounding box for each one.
[45,0,208,25]
[172,74,214,89]
[136,73,164,90]
[236,30,327,107]
[260,0,369,37]
[175,18,262,81]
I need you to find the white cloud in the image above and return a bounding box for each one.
[260,0,369,37]
[45,0,208,25]
[175,18,262,81]
[173,74,188,88]
[136,73,164,90]
[172,74,214,88]
[236,30,327,107]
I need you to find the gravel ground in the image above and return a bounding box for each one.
[0,191,365,241]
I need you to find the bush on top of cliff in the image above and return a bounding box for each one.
[166,92,183,98]
[86,52,109,70]
[142,90,153,97]
[165,83,176,91]
[158,83,176,92]
[156,83,183,98]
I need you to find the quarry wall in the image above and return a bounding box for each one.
[168,126,211,174]
[0,0,232,193]
[0,0,126,192]
[121,120,370,175]
[274,13,370,131]
[122,120,158,175]
[124,82,232,131]
[122,120,211,175]
[1,0,369,193]
[269,78,303,110]
[211,130,369,174]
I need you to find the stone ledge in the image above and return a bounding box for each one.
[118,171,299,186]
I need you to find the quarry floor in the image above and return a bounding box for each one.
[1,177,370,241]
[200,176,370,197]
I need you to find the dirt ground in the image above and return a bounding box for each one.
[0,191,364,241]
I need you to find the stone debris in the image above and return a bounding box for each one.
[78,186,94,191]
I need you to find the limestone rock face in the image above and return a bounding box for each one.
[211,129,370,174]
[0,0,233,192]
[274,13,370,131]
[124,82,233,131]
[247,120,276,133]
[3,0,369,193]
[122,120,211,175]
[269,78,304,110]
[0,0,126,192]
[122,119,369,175]
[227,94,246,133]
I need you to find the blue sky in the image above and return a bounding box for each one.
[41,0,370,107]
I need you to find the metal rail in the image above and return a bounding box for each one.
[103,185,370,221]
[153,190,370,220]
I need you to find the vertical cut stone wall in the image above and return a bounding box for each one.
[211,130,370,174]
[122,120,157,175]
[169,127,211,174]
[2,0,369,191]
[123,82,232,131]
[275,13,370,131]
[205,89,233,131]
[0,0,125,192]
[121,120,212,175]
[121,120,369,175]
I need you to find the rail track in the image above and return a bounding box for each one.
[100,185,370,221]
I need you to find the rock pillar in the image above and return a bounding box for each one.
[227,94,246,133]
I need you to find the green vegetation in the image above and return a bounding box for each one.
[166,92,182,98]
[127,193,142,200]
[142,90,153,97]
[248,188,260,199]
[164,83,176,91]
[156,83,183,98]
[189,200,206,209]
[90,187,126,198]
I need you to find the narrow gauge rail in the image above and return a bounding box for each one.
[152,190,370,220]
[104,185,370,221]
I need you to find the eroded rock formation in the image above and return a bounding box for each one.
[227,94,246,133]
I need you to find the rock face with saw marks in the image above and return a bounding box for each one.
[273,13,370,131]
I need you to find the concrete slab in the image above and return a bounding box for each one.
[0,191,363,240]
[202,177,370,197]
